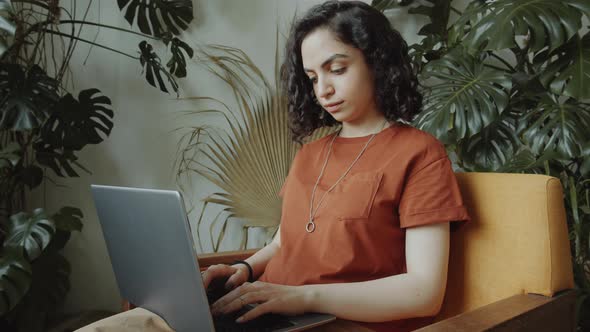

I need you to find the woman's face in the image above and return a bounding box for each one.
[301,28,379,125]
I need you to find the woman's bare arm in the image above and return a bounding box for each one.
[303,222,450,322]
[242,226,281,279]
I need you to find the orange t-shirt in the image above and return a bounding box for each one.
[258,123,470,332]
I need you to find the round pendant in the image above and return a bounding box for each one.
[306,220,316,233]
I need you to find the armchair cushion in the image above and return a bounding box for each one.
[438,173,575,321]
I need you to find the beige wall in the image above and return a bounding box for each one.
[28,0,433,313]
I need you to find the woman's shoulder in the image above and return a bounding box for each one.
[392,124,449,167]
[398,123,443,146]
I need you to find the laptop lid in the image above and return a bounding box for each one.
[91,185,215,331]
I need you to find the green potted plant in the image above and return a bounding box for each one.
[371,0,589,328]
[0,0,194,330]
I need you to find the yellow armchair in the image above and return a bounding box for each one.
[196,172,577,331]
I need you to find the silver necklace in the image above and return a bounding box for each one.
[306,120,389,233]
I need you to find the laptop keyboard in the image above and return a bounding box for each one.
[213,307,295,332]
[207,288,295,332]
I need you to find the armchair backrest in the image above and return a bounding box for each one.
[436,172,575,321]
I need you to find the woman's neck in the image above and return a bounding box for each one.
[338,117,390,138]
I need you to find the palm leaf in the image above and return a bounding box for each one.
[536,33,590,100]
[522,98,590,158]
[414,48,512,143]
[117,0,193,37]
[459,0,590,53]
[175,40,332,251]
[4,208,55,261]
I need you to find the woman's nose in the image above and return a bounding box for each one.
[316,78,334,99]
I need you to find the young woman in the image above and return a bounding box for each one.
[202,1,470,331]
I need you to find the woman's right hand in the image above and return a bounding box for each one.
[201,264,249,291]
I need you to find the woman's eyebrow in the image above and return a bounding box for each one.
[304,53,349,73]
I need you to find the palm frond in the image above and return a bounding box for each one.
[175,41,332,251]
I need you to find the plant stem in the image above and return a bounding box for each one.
[490,52,516,72]
[58,20,160,40]
[569,176,582,262]
[42,29,139,60]
[450,6,462,15]
[544,160,550,175]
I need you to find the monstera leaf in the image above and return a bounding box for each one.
[139,40,179,94]
[0,0,16,57]
[459,109,522,171]
[522,98,590,158]
[408,0,451,37]
[8,251,70,332]
[371,0,415,11]
[0,142,19,199]
[0,141,19,168]
[52,206,83,233]
[0,64,60,130]
[117,0,193,37]
[35,89,113,177]
[0,247,32,315]
[4,209,56,261]
[414,48,512,143]
[536,33,590,100]
[33,145,86,177]
[40,89,113,151]
[459,0,590,53]
[166,36,193,78]
[409,34,445,72]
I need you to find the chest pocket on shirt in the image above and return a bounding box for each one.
[323,171,384,220]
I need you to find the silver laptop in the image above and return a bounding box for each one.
[91,184,336,332]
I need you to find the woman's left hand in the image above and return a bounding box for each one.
[210,281,313,323]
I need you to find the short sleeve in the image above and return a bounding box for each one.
[398,156,470,229]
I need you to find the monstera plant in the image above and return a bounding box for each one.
[372,0,589,328]
[0,1,194,331]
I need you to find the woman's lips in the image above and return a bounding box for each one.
[324,101,344,113]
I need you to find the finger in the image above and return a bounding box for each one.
[202,264,236,289]
[211,282,253,313]
[218,291,269,316]
[225,268,246,290]
[236,301,275,323]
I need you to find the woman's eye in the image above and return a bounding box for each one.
[331,67,345,74]
[309,77,317,84]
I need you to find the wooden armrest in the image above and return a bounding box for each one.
[197,249,260,270]
[415,289,577,332]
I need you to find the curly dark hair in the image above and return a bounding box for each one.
[281,0,422,143]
